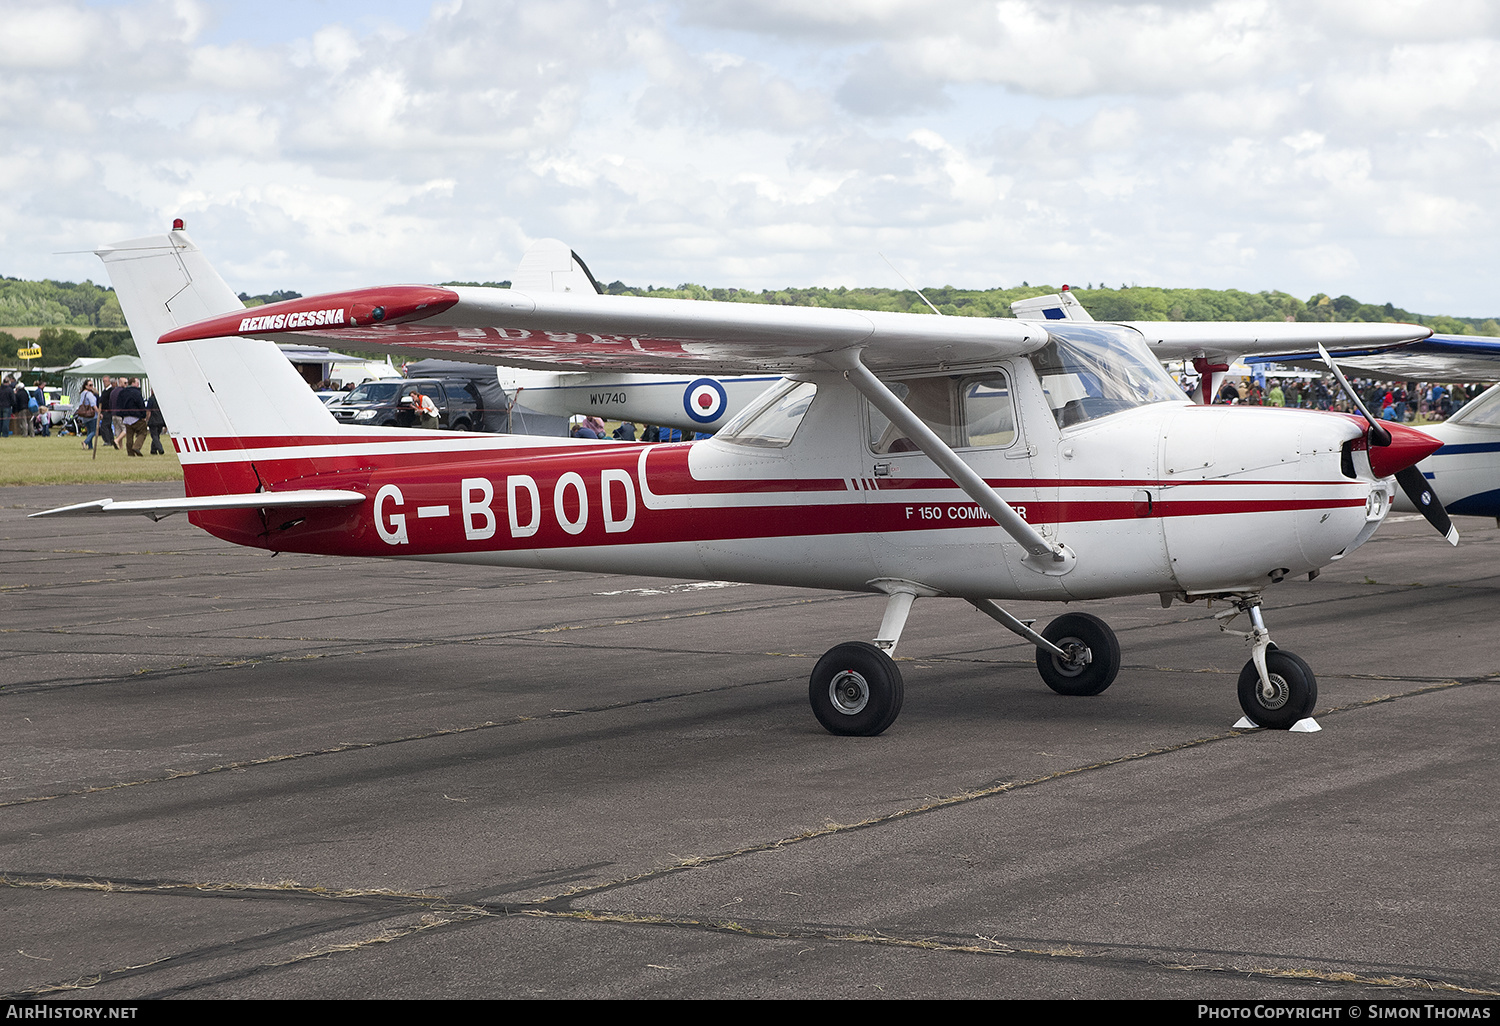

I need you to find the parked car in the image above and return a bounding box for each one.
[326,378,487,430]
[41,387,73,426]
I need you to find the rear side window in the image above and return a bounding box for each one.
[962,376,1017,448]
[716,380,818,448]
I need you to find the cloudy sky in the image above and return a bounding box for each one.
[4,0,1500,315]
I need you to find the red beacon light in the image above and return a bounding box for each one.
[172,218,185,231]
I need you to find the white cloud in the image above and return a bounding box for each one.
[1,0,1499,316]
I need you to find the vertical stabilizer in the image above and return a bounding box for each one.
[97,230,339,456]
[1010,287,1095,322]
[511,238,604,295]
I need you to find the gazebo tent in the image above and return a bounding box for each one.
[63,355,149,399]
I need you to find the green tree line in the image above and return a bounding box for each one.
[5,274,1497,371]
[0,326,136,364]
[0,277,125,328]
[601,281,1500,336]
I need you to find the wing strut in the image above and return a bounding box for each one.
[823,350,1075,575]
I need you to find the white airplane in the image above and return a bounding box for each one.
[497,240,777,433]
[1415,380,1500,519]
[35,226,1458,737]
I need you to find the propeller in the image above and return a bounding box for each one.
[1394,465,1459,545]
[1315,344,1459,546]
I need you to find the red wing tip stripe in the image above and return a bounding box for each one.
[158,286,461,344]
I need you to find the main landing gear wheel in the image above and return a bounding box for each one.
[809,641,904,737]
[1036,612,1121,696]
[1236,649,1317,730]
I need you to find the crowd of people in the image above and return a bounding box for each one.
[1211,374,1488,421]
[0,375,48,437]
[0,375,167,455]
[567,417,700,442]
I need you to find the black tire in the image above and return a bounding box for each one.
[1237,650,1317,729]
[809,642,904,737]
[1036,612,1121,696]
[451,419,470,432]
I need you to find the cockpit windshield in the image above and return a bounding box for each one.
[1028,325,1186,428]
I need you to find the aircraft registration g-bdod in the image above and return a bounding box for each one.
[37,227,1458,736]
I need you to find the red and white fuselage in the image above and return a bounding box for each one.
[172,389,1389,603]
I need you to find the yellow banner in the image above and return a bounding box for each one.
[17,346,42,359]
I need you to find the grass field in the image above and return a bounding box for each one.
[0,431,183,486]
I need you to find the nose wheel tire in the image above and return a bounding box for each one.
[809,642,904,736]
[1036,612,1121,696]
[1236,649,1317,730]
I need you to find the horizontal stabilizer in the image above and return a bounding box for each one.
[31,490,367,522]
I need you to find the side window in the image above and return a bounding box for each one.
[867,372,1017,453]
[962,375,1016,448]
[868,377,961,454]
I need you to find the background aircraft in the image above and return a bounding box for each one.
[494,240,777,433]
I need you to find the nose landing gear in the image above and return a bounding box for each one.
[1217,598,1320,731]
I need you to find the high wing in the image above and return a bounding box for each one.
[1245,334,1500,383]
[158,281,1431,378]
[1125,320,1434,367]
[158,284,1051,375]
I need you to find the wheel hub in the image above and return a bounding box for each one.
[1257,673,1290,710]
[828,669,870,715]
[1052,638,1092,678]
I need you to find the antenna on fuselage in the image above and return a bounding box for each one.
[878,252,942,316]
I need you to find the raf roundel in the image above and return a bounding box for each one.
[683,377,729,424]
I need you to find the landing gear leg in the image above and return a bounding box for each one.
[808,587,916,736]
[1217,598,1319,731]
